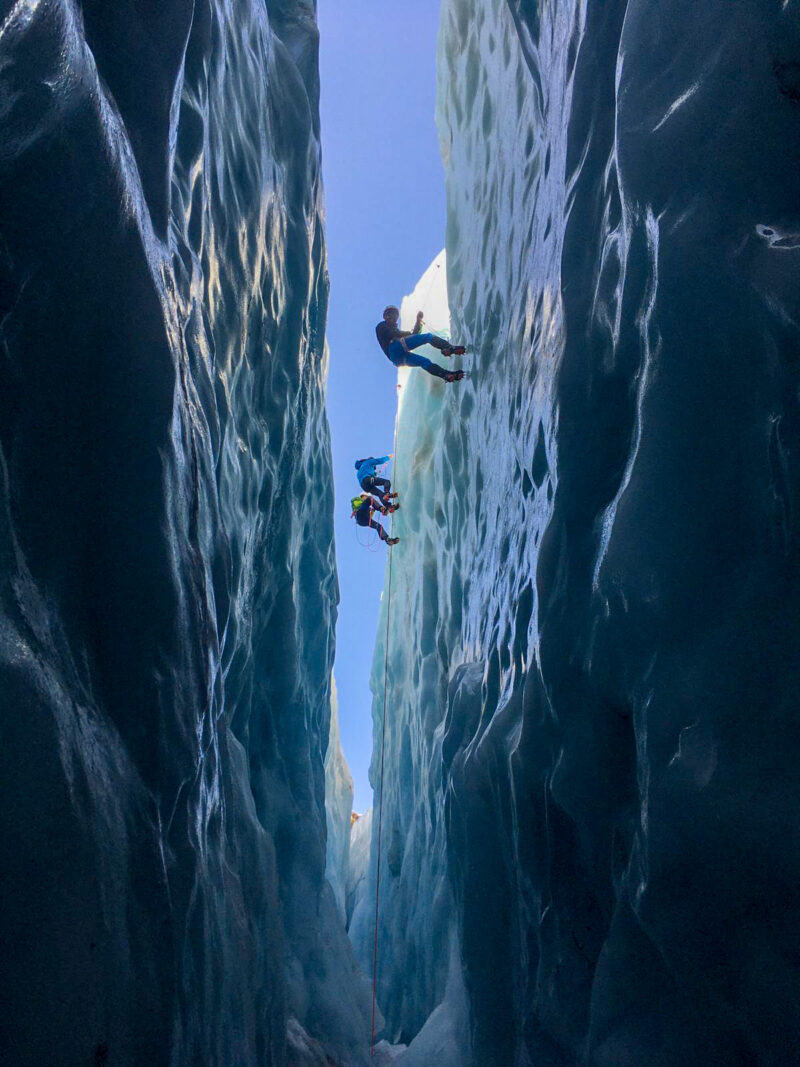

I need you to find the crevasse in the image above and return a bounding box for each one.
[2,0,799,1063]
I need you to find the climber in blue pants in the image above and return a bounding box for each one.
[375,306,465,382]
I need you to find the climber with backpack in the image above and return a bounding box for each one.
[351,493,399,547]
[375,306,466,382]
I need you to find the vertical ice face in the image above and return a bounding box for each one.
[0,2,369,1064]
[325,677,355,921]
[346,807,373,930]
[360,0,800,1063]
[348,251,470,1054]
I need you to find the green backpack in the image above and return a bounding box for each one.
[351,495,368,514]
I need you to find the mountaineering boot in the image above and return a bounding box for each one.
[445,370,465,382]
[386,503,400,513]
[387,537,400,546]
[441,344,467,357]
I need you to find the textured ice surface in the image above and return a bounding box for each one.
[325,677,354,921]
[0,2,369,1064]
[359,0,800,1063]
[349,251,472,1053]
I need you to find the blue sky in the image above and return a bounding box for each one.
[317,1,445,811]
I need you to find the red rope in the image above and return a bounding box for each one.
[370,386,401,1056]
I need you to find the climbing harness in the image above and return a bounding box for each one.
[370,385,401,1057]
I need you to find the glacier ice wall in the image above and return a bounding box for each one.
[325,677,354,922]
[346,807,372,931]
[0,2,369,1064]
[349,253,472,1058]
[359,0,800,1063]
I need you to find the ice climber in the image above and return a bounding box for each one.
[375,306,466,382]
[354,455,398,505]
[351,493,399,546]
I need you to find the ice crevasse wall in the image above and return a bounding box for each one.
[0,2,370,1065]
[353,1,800,1064]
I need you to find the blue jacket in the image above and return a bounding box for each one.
[355,456,390,485]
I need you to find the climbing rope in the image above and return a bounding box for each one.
[355,504,380,551]
[370,383,402,1057]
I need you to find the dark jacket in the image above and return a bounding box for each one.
[375,318,421,355]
